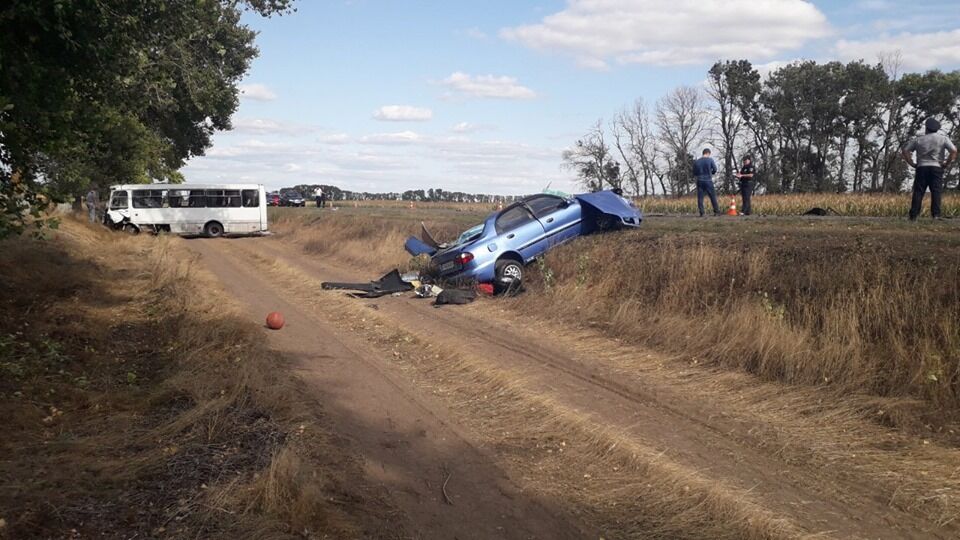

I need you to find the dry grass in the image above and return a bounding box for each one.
[635,192,960,217]
[271,209,960,432]
[231,243,807,539]
[0,215,391,538]
[270,212,463,274]
[231,230,960,531]
[522,226,960,431]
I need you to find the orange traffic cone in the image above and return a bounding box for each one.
[726,195,738,216]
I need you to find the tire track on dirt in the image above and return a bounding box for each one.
[229,234,957,540]
[184,238,594,540]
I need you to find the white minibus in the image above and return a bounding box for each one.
[106,183,268,237]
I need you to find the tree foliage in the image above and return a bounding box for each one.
[0,0,294,238]
[573,58,960,196]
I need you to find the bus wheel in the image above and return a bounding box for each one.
[123,224,140,235]
[204,221,224,238]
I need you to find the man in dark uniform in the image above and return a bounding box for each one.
[735,156,755,216]
[692,148,720,216]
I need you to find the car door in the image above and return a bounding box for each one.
[524,194,581,248]
[494,205,545,262]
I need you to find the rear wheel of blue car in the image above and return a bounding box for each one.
[495,259,523,293]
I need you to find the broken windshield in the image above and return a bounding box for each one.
[456,223,484,245]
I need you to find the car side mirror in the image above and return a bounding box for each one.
[558,199,570,209]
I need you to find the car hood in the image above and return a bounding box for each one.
[574,191,640,221]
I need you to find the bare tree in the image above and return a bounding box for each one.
[562,119,622,192]
[707,62,744,193]
[656,86,707,195]
[612,98,663,196]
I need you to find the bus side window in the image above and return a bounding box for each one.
[110,191,129,210]
[168,190,185,207]
[242,190,259,207]
[205,190,225,207]
[132,190,163,208]
[225,190,242,208]
[189,191,207,208]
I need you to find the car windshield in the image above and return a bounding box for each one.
[455,223,484,245]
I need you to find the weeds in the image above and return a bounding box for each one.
[0,216,388,538]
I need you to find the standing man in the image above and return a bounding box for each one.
[314,186,324,208]
[902,117,957,220]
[85,187,100,223]
[735,156,755,216]
[692,148,720,217]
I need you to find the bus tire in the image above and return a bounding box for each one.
[123,224,140,235]
[204,221,224,238]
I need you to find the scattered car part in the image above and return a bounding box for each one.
[321,269,414,298]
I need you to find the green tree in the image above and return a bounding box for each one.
[0,0,294,238]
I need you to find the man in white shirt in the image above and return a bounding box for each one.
[314,186,325,208]
[902,118,957,220]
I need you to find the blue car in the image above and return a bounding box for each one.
[404,190,642,287]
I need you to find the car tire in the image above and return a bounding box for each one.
[123,224,140,235]
[495,258,523,290]
[204,221,224,238]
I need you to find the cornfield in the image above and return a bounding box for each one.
[634,192,960,217]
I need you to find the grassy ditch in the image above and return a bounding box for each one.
[0,218,395,539]
[272,210,960,432]
[522,218,960,431]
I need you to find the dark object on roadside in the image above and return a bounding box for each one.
[434,288,477,306]
[803,207,839,216]
[279,192,306,207]
[266,192,281,206]
[404,190,641,291]
[322,269,413,298]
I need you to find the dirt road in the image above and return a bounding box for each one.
[185,235,958,539]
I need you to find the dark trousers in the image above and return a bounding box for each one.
[697,180,719,216]
[910,166,943,219]
[739,180,754,215]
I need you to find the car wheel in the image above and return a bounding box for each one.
[204,221,224,238]
[123,224,140,235]
[495,259,523,287]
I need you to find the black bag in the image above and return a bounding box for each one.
[434,288,477,305]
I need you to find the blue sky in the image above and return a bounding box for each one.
[183,0,960,195]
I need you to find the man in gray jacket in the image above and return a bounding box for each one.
[85,187,100,223]
[902,118,957,220]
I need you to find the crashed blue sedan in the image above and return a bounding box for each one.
[404,190,641,287]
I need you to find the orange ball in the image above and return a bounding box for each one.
[265,311,285,330]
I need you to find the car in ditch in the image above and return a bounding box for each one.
[404,190,641,288]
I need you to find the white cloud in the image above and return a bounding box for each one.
[464,27,488,39]
[318,133,351,145]
[231,118,316,135]
[372,105,433,121]
[441,72,537,100]
[500,0,830,67]
[239,83,278,101]
[835,29,960,71]
[360,131,422,145]
[856,0,893,10]
[451,122,497,133]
